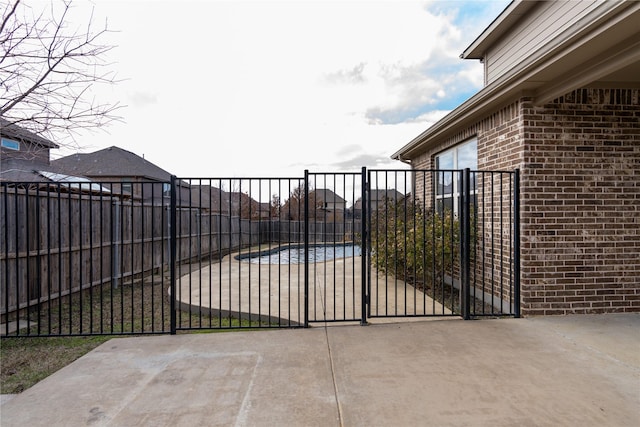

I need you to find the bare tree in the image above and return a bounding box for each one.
[281,184,322,221]
[1,0,122,144]
[270,194,281,218]
[237,191,261,220]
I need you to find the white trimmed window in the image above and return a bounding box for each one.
[1,137,20,151]
[435,138,477,215]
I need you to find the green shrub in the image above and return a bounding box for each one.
[368,199,461,286]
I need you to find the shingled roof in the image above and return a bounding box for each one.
[311,189,347,205]
[0,118,59,149]
[52,146,173,181]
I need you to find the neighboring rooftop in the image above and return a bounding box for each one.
[0,117,59,150]
[52,146,173,181]
[312,189,347,205]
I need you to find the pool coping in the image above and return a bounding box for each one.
[233,242,361,263]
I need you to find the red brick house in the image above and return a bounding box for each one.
[392,0,639,315]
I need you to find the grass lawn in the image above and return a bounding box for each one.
[1,336,111,394]
[1,271,269,395]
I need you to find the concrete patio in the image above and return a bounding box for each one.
[176,252,451,326]
[1,313,638,426]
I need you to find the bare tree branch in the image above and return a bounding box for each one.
[0,0,123,145]
[0,0,19,36]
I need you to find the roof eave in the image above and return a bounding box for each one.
[461,0,535,60]
[393,1,640,161]
[391,82,524,160]
[0,119,59,149]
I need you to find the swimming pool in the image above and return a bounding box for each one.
[238,244,362,264]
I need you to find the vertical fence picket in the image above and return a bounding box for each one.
[170,175,177,335]
[514,169,521,318]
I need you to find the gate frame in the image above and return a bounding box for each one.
[362,167,521,323]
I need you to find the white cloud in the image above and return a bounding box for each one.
[323,63,367,85]
[53,0,509,178]
[128,91,158,108]
[406,109,451,124]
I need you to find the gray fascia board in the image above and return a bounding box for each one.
[461,0,533,60]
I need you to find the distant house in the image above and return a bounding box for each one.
[280,189,347,222]
[0,118,60,182]
[188,185,271,219]
[52,146,177,202]
[353,189,404,219]
[0,119,111,194]
[313,189,347,222]
[391,1,640,315]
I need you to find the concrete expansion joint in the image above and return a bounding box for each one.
[552,329,640,372]
[323,322,345,427]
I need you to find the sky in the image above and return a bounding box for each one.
[51,0,510,178]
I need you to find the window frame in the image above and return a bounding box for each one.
[435,138,478,216]
[1,137,20,151]
[121,182,133,195]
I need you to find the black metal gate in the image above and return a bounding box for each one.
[1,168,519,337]
[366,169,520,321]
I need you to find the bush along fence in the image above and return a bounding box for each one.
[0,169,519,337]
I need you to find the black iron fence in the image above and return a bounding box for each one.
[0,168,519,337]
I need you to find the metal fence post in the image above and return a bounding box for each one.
[361,167,368,325]
[304,170,310,328]
[461,168,471,320]
[514,169,521,318]
[2,183,8,337]
[169,175,177,334]
[111,200,121,289]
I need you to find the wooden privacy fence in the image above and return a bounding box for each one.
[0,184,265,319]
[0,183,358,320]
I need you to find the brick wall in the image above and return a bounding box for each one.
[520,89,640,314]
[408,88,640,315]
[411,101,523,314]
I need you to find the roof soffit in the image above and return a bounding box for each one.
[533,30,640,104]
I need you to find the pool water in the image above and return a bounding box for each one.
[241,244,362,264]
